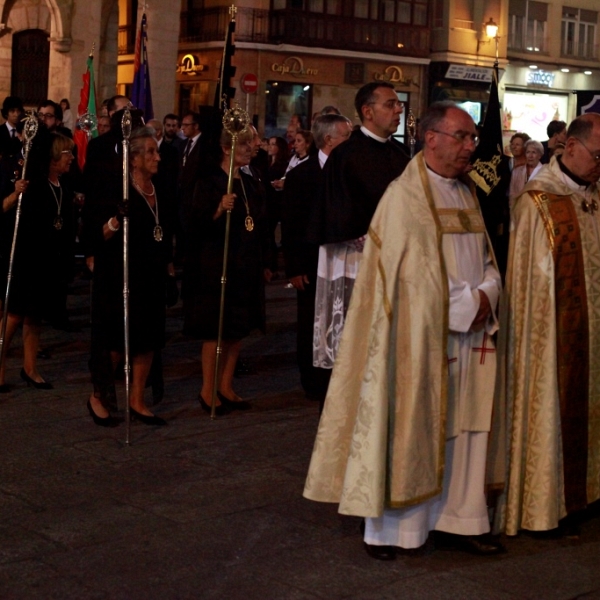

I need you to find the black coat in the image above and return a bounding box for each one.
[0,123,22,161]
[0,171,75,318]
[308,129,409,245]
[281,154,322,279]
[182,166,270,340]
[90,183,173,354]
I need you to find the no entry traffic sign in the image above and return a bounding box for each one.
[240,73,258,94]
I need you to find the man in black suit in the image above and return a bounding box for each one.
[37,100,73,139]
[162,113,186,154]
[282,114,352,402]
[177,110,217,261]
[0,96,24,161]
[178,111,206,203]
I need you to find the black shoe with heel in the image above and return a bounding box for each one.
[217,391,251,411]
[87,399,118,428]
[20,368,53,390]
[129,407,167,426]
[198,394,229,416]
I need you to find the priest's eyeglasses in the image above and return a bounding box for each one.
[369,99,404,110]
[573,137,600,163]
[432,129,479,147]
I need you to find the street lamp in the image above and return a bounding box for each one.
[484,17,499,70]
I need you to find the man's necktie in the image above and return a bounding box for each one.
[183,139,192,166]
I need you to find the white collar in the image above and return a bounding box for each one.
[360,126,389,143]
[318,149,329,169]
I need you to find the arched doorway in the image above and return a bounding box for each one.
[11,29,49,106]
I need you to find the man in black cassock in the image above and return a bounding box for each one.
[281,114,352,402]
[309,82,410,411]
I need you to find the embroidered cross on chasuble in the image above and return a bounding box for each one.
[529,190,589,513]
[436,208,486,234]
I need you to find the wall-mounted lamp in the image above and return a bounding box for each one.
[477,17,500,69]
[485,18,499,40]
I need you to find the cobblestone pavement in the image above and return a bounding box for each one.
[0,272,599,599]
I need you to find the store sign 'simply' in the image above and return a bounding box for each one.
[271,56,318,77]
[526,70,554,88]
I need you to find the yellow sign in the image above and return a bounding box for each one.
[177,54,207,76]
[373,65,415,86]
[271,56,318,77]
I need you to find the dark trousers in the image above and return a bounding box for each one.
[296,277,331,402]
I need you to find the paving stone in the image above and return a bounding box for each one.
[0,274,599,598]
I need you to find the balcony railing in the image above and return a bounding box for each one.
[180,7,271,43]
[118,25,135,55]
[561,40,597,60]
[180,7,429,57]
[507,34,547,54]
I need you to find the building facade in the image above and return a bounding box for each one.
[0,0,598,138]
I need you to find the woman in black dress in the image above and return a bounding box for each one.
[0,132,75,392]
[183,129,271,415]
[87,127,173,426]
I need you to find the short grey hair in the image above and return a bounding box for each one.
[129,126,157,164]
[525,139,544,157]
[312,114,351,150]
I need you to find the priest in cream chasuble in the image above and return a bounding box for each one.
[304,104,503,553]
[495,113,600,536]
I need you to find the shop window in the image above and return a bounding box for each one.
[561,8,597,59]
[392,91,409,145]
[508,0,547,52]
[11,30,49,107]
[264,81,312,139]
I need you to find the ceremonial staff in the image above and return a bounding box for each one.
[211,102,250,419]
[407,108,417,158]
[0,113,39,370]
[121,108,133,444]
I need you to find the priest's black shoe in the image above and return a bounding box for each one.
[363,543,397,561]
[130,407,167,426]
[434,531,506,556]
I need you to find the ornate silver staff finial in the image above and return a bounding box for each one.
[77,113,98,140]
[21,111,39,148]
[121,107,132,140]
[222,102,250,138]
[407,108,417,158]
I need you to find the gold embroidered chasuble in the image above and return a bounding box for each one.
[303,153,502,517]
[496,157,600,535]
